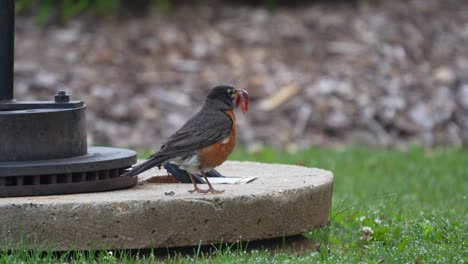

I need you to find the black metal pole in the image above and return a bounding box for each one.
[0,0,15,101]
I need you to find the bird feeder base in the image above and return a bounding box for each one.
[0,161,333,251]
[0,147,137,197]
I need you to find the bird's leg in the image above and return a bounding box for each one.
[202,172,225,194]
[188,172,209,193]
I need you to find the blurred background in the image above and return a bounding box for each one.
[13,0,468,151]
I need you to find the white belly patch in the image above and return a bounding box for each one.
[221,136,230,144]
[169,154,200,173]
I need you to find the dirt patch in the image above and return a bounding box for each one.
[13,0,468,149]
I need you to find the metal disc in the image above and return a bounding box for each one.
[0,147,137,197]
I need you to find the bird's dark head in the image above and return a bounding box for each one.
[205,85,249,113]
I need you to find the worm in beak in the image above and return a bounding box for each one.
[233,89,249,113]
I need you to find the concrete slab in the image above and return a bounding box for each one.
[0,161,333,250]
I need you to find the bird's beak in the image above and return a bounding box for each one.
[233,89,249,113]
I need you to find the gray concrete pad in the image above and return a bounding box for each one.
[0,161,333,250]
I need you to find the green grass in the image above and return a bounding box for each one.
[1,146,466,263]
[17,0,379,25]
[16,0,172,25]
[231,147,467,263]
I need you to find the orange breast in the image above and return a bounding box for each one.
[198,110,237,170]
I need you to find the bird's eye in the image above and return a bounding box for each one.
[228,89,235,95]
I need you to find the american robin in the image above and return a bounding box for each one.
[124,85,249,194]
[163,162,225,184]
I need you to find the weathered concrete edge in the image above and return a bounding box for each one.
[0,169,333,250]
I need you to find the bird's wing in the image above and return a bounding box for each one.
[155,109,233,158]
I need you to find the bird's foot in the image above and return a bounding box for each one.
[207,188,225,194]
[188,187,209,194]
[188,187,225,194]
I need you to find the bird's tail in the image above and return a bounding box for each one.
[123,154,170,177]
